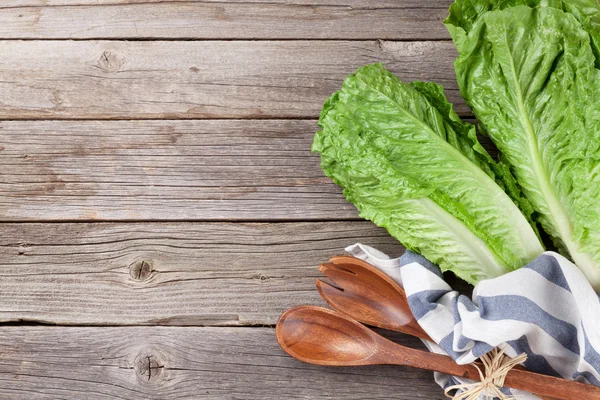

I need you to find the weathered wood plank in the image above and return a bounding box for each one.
[0,40,464,119]
[0,0,452,40]
[0,221,405,325]
[2,0,449,9]
[0,120,352,221]
[0,326,445,399]
[0,119,491,222]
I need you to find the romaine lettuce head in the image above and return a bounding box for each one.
[446,4,600,288]
[312,64,544,284]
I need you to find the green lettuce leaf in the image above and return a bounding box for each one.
[446,0,600,66]
[412,80,540,225]
[312,64,544,284]
[446,5,600,288]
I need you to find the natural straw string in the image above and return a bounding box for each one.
[444,347,528,400]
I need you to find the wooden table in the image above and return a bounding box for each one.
[0,1,460,398]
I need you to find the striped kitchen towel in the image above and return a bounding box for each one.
[346,243,600,399]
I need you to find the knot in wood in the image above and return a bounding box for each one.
[129,260,153,281]
[96,50,126,72]
[248,273,276,283]
[17,242,30,256]
[134,352,166,385]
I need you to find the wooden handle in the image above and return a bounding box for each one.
[380,342,600,400]
[504,367,600,399]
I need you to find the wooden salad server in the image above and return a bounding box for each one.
[316,256,562,400]
[316,255,431,341]
[276,306,600,400]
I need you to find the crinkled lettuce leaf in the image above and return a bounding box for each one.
[446,5,600,288]
[446,0,600,65]
[312,64,544,284]
[412,80,539,223]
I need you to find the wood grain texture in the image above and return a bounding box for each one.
[0,221,405,325]
[0,119,352,221]
[0,2,469,398]
[0,120,492,222]
[0,326,445,399]
[0,0,452,10]
[1,0,450,9]
[0,0,452,40]
[0,40,464,120]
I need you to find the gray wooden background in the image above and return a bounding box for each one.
[0,1,461,398]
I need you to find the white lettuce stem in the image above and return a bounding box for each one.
[509,48,600,290]
[565,241,600,291]
[420,198,507,279]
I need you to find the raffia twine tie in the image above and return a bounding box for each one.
[444,347,528,400]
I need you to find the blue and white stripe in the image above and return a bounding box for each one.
[346,244,600,399]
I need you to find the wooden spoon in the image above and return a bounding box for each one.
[317,255,431,341]
[317,256,561,400]
[276,306,600,400]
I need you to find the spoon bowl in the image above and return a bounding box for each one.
[277,305,380,365]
